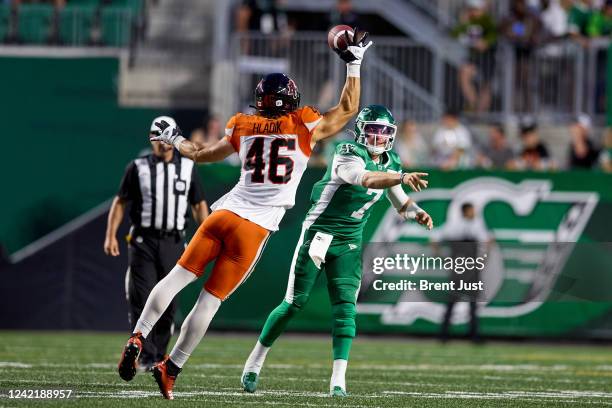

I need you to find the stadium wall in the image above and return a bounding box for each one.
[0,56,209,256]
[1,164,611,338]
[187,165,612,340]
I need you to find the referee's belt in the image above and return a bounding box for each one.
[132,227,185,239]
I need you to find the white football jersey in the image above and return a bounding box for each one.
[211,107,323,231]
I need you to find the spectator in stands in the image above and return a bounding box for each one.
[452,0,498,113]
[501,0,542,112]
[236,0,288,35]
[568,114,600,168]
[432,110,474,170]
[476,124,514,169]
[395,120,429,168]
[511,120,555,170]
[599,127,612,172]
[587,0,612,36]
[585,1,612,113]
[568,0,594,42]
[540,0,569,41]
[328,0,360,29]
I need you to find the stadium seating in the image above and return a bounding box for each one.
[18,4,54,44]
[58,5,97,46]
[100,6,132,47]
[5,0,143,46]
[0,4,10,43]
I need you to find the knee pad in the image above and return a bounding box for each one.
[332,302,356,338]
[290,292,310,310]
[328,278,360,305]
[276,300,303,318]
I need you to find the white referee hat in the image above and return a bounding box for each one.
[150,116,176,133]
[576,113,592,131]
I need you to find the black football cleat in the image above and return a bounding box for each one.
[117,332,143,381]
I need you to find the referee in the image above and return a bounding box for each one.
[104,116,208,371]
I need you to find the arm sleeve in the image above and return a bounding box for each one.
[334,153,368,186]
[188,165,206,205]
[386,184,409,211]
[297,106,324,156]
[117,161,137,201]
[224,115,240,152]
[300,106,323,134]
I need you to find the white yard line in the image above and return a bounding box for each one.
[0,362,32,368]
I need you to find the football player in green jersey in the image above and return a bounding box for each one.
[241,105,433,396]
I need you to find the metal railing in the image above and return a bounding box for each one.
[441,38,610,121]
[406,0,510,30]
[225,32,609,123]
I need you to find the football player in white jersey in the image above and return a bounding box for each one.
[117,28,373,399]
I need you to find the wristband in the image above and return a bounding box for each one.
[347,64,361,78]
[405,201,423,220]
[172,135,186,150]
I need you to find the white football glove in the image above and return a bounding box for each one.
[346,41,373,66]
[336,27,373,66]
[150,120,185,149]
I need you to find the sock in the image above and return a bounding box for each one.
[243,340,270,375]
[133,265,197,338]
[168,289,221,368]
[332,336,353,361]
[330,359,348,391]
[165,358,182,377]
[133,321,153,338]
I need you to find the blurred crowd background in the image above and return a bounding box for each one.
[1,0,611,173]
[1,0,611,338]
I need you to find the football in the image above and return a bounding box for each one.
[327,24,354,52]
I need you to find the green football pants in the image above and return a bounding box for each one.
[259,228,362,360]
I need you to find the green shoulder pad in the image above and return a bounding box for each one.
[335,141,369,161]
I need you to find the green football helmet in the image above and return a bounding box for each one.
[354,104,397,155]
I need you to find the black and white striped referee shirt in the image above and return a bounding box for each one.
[118,153,205,231]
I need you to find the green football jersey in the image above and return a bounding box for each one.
[304,141,403,241]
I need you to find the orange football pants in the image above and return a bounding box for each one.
[178,210,270,301]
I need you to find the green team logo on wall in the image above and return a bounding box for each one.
[357,177,600,332]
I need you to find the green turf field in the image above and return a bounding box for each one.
[1,332,611,407]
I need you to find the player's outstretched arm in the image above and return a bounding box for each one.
[311,28,373,147]
[150,120,235,163]
[362,171,429,191]
[180,138,235,163]
[387,185,433,230]
[336,156,428,191]
[336,153,432,229]
[311,76,360,146]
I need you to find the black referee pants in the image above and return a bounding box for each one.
[126,229,185,363]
